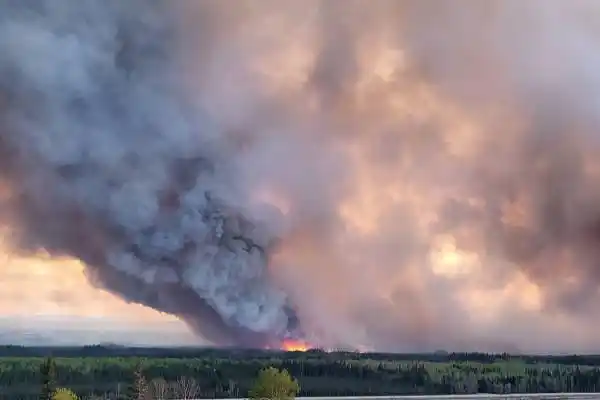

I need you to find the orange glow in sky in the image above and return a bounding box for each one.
[0,251,180,323]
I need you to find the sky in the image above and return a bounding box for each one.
[0,250,200,345]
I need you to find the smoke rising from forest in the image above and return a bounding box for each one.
[2,0,600,352]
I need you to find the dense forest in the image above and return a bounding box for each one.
[3,346,600,399]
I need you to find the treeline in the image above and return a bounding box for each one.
[3,345,600,366]
[2,347,600,399]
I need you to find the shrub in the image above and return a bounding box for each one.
[52,388,79,400]
[248,367,300,400]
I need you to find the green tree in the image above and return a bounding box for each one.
[52,388,79,400]
[123,362,148,400]
[40,357,57,400]
[249,367,300,400]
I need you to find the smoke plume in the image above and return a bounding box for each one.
[2,0,600,352]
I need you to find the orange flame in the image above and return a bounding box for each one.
[281,339,310,352]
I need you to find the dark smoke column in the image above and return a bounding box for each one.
[0,0,296,347]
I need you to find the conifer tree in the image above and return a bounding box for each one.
[40,357,57,400]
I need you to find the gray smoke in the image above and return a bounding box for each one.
[5,0,600,352]
[0,0,299,347]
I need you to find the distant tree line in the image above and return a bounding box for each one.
[0,346,600,399]
[3,346,600,366]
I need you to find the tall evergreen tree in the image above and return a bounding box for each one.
[40,357,57,400]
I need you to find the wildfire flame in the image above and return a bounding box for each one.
[281,339,310,352]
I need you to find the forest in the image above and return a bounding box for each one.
[4,346,600,399]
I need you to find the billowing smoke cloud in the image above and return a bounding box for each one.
[3,0,600,352]
[0,0,297,347]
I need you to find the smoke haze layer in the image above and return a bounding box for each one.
[3,0,600,352]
